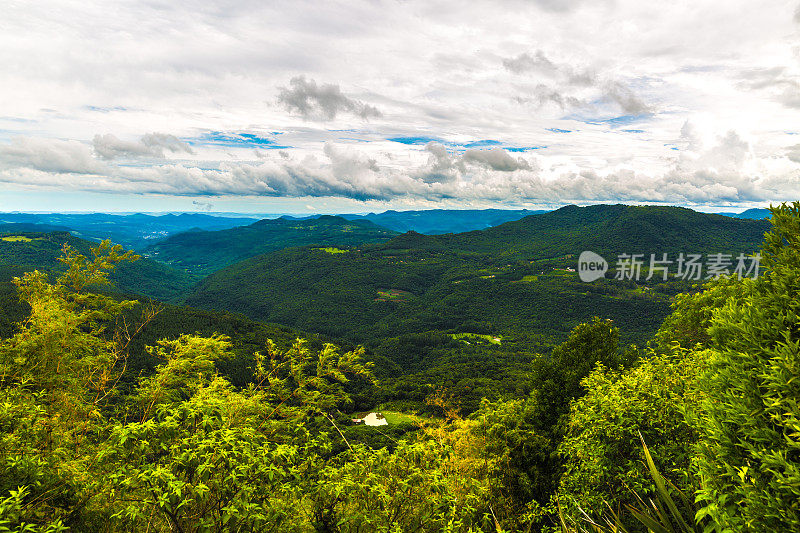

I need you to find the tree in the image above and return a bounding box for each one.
[0,240,146,528]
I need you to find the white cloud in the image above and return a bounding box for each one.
[502,50,652,115]
[93,132,194,160]
[2,125,797,207]
[0,137,106,174]
[0,0,798,210]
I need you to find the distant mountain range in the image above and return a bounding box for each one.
[0,207,773,254]
[183,205,771,346]
[338,209,546,234]
[716,208,771,220]
[0,204,777,390]
[0,212,258,250]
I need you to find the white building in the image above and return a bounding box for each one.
[352,412,389,426]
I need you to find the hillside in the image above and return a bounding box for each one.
[145,215,399,275]
[0,212,257,249]
[0,230,196,301]
[184,205,771,348]
[339,208,546,234]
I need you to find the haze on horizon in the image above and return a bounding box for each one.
[1,0,800,214]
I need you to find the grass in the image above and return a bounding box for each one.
[1,236,34,242]
[381,411,422,425]
[316,247,349,254]
[449,333,502,345]
[375,288,413,301]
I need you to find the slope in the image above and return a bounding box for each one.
[184,205,771,348]
[145,215,399,275]
[0,230,196,301]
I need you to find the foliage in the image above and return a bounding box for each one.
[309,439,493,532]
[558,436,702,533]
[0,240,141,526]
[694,202,800,531]
[653,276,744,351]
[557,347,704,526]
[0,205,794,532]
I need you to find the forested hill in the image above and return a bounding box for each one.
[339,208,546,234]
[427,204,771,259]
[183,205,770,347]
[144,215,399,275]
[0,231,195,301]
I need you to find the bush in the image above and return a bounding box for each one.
[694,202,800,530]
[557,347,704,525]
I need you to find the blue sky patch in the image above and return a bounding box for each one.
[85,105,128,113]
[191,131,290,149]
[621,129,645,133]
[546,128,572,133]
[463,139,502,148]
[506,146,545,152]
[599,114,650,127]
[568,113,652,128]
[387,136,444,145]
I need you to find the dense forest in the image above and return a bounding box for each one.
[145,216,399,275]
[0,204,797,531]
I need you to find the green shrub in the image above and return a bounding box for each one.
[694,202,800,530]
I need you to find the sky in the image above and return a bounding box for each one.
[1,0,800,214]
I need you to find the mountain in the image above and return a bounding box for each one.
[339,208,546,234]
[144,215,400,275]
[730,208,771,219]
[0,222,72,233]
[184,205,771,348]
[0,212,257,249]
[0,230,196,301]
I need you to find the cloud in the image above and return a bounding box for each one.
[786,144,800,163]
[503,50,651,115]
[502,51,560,75]
[513,85,584,109]
[462,147,531,171]
[192,200,214,211]
[0,133,795,206]
[277,76,382,120]
[414,143,532,184]
[602,81,651,115]
[417,142,460,183]
[526,0,592,13]
[93,132,194,160]
[0,136,105,174]
[5,127,792,207]
[736,67,800,109]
